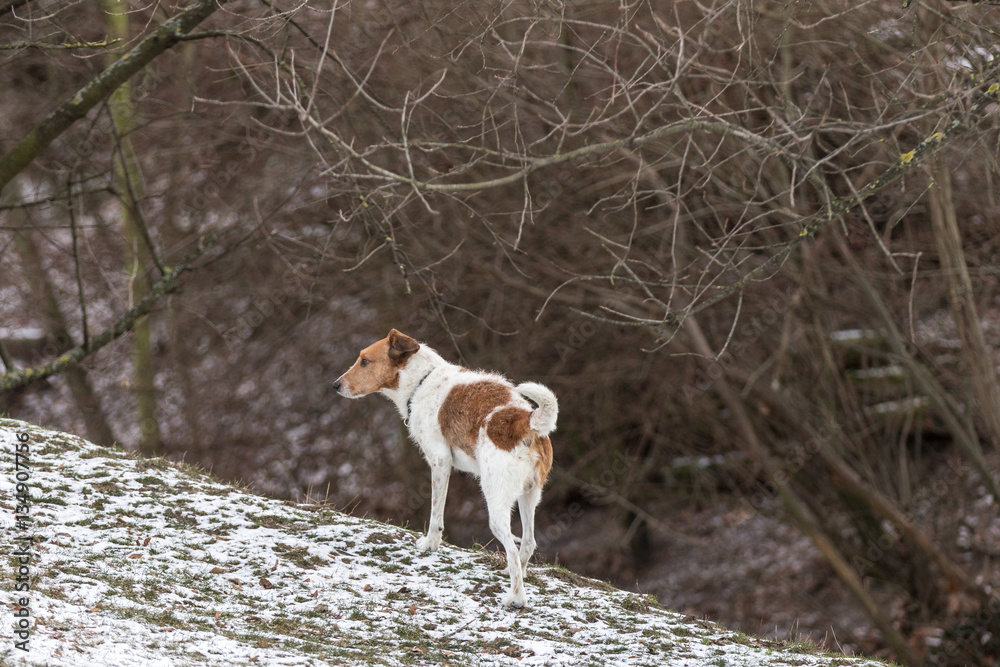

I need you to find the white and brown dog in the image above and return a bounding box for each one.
[334,329,556,607]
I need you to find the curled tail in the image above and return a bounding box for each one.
[515,382,558,437]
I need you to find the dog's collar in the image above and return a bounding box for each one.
[404,369,434,425]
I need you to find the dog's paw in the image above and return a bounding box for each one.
[502,590,526,608]
[415,535,441,552]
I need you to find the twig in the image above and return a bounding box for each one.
[67,176,90,349]
[683,77,1000,326]
[105,101,166,277]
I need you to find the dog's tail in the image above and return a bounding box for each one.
[516,382,558,437]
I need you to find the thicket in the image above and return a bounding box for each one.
[3,1,1000,663]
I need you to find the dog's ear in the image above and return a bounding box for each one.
[387,329,420,363]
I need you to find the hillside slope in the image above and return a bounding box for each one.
[0,418,891,666]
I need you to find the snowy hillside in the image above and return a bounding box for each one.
[0,419,891,666]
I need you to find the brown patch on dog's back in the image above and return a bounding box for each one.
[439,381,512,455]
[486,406,533,451]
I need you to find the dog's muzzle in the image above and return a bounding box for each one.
[333,378,355,398]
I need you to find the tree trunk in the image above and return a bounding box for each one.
[102,0,161,456]
[927,159,1000,448]
[13,231,117,446]
[912,4,1000,451]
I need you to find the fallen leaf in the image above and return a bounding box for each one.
[259,577,275,589]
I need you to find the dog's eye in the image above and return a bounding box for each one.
[360,358,370,367]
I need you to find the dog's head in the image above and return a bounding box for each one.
[334,329,420,398]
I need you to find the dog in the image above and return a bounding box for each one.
[333,329,556,607]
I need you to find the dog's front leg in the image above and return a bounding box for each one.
[415,459,450,552]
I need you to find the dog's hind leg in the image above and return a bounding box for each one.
[416,458,450,552]
[483,483,526,608]
[516,484,541,578]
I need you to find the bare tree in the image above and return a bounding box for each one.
[4,1,1000,663]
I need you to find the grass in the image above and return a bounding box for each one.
[0,417,897,667]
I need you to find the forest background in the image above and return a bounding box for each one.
[3,1,1000,664]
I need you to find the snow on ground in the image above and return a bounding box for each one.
[0,419,890,666]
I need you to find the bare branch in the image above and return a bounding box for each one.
[0,0,230,195]
[0,244,209,394]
